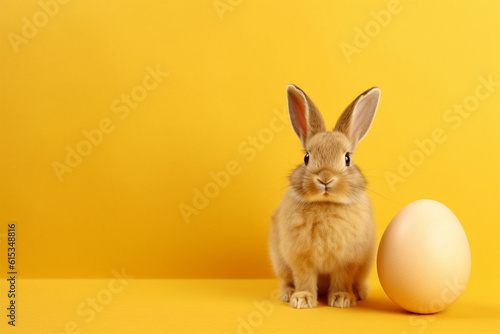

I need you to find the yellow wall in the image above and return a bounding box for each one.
[0,0,498,281]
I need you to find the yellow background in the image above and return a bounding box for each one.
[1,1,499,333]
[1,0,499,288]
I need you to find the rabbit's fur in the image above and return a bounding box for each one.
[269,85,381,308]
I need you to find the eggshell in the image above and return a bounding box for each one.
[377,199,471,314]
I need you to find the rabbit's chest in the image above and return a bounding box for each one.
[286,210,363,267]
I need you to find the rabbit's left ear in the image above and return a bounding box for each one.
[334,87,380,150]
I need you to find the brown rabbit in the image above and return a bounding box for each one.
[269,85,381,309]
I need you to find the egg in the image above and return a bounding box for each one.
[377,199,471,314]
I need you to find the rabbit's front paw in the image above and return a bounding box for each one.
[290,291,317,309]
[328,291,356,308]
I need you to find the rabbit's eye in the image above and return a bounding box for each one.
[304,153,310,166]
[345,153,351,166]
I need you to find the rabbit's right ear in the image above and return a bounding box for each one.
[287,85,326,148]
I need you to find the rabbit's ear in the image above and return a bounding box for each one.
[334,87,380,150]
[287,85,326,148]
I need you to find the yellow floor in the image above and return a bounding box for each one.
[1,278,499,334]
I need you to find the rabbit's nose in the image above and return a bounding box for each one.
[316,173,337,188]
[318,177,336,186]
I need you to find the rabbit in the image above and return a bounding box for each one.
[269,84,381,309]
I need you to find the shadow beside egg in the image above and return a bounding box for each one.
[356,295,407,314]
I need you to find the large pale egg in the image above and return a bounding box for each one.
[377,199,471,314]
